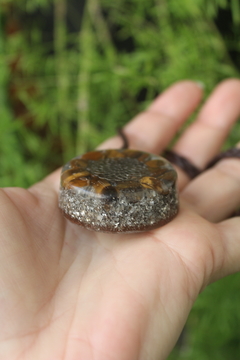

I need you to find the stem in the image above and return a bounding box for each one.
[76,5,93,155]
[54,0,72,161]
[88,0,116,63]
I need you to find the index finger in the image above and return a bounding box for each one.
[37,81,203,194]
[99,80,202,153]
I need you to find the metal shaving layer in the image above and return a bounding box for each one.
[59,186,178,233]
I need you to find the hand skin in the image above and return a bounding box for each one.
[1,79,240,360]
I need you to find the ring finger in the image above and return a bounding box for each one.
[172,79,240,189]
[182,147,240,222]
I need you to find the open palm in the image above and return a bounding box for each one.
[1,80,240,360]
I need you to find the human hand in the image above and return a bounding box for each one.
[1,79,240,360]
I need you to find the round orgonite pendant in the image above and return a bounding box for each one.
[59,149,179,233]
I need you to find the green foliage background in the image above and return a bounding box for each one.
[1,0,240,358]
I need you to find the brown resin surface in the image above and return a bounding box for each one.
[59,149,179,233]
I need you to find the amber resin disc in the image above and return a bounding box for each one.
[59,149,179,233]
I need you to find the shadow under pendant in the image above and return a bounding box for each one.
[59,149,179,233]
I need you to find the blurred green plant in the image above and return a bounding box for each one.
[1,2,240,357]
[1,0,240,187]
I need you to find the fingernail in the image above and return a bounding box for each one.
[195,81,205,89]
